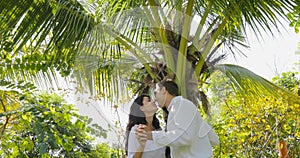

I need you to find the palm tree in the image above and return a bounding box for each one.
[75,0,300,113]
[1,0,300,116]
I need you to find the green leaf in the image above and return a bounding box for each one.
[39,143,48,155]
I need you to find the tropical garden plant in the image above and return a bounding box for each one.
[206,70,299,157]
[0,81,121,157]
[288,0,300,33]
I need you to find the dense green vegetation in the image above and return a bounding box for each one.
[0,83,121,157]
[207,70,300,157]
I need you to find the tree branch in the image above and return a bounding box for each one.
[0,98,10,137]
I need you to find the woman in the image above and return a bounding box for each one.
[125,94,165,158]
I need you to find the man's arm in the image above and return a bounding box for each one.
[152,100,199,147]
[135,124,150,139]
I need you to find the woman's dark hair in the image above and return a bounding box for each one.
[125,94,161,155]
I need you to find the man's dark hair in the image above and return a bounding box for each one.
[158,80,179,96]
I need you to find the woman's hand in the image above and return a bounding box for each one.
[133,125,147,158]
[136,124,148,147]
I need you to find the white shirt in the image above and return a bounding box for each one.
[152,96,218,158]
[128,125,165,158]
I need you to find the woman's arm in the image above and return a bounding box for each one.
[133,143,145,158]
[128,125,147,158]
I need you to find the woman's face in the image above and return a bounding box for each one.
[142,96,151,105]
[141,96,158,116]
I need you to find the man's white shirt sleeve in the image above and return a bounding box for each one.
[152,97,198,146]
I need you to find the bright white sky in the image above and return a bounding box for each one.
[224,22,300,80]
[190,15,299,80]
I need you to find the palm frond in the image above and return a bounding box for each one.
[214,64,300,104]
[210,0,295,34]
[0,0,94,89]
[73,4,172,102]
[74,50,146,105]
[0,54,62,90]
[0,0,94,57]
[193,0,296,58]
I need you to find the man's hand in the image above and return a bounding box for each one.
[135,124,147,142]
[135,124,153,141]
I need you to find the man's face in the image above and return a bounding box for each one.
[154,84,166,108]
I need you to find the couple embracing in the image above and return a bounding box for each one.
[125,80,219,158]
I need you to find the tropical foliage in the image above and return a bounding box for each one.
[288,0,300,33]
[1,0,300,113]
[0,82,121,157]
[207,70,300,157]
[0,0,94,89]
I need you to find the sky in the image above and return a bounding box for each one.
[224,22,299,80]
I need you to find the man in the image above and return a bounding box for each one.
[136,80,219,158]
